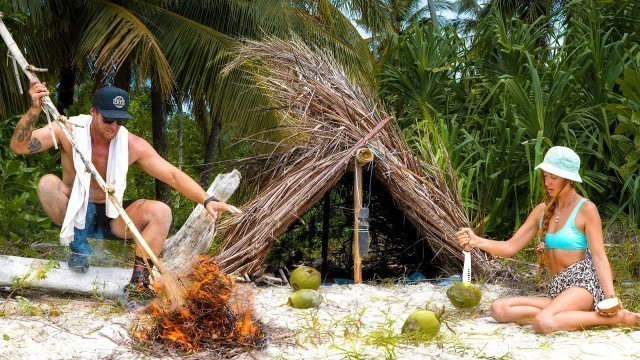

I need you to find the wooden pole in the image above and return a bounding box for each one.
[353,159,363,284]
[353,148,374,284]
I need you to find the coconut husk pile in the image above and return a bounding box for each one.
[134,255,267,354]
[214,37,496,278]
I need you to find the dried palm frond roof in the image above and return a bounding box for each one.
[214,36,493,277]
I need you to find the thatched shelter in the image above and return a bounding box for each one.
[214,37,494,279]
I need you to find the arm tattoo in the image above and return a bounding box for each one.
[28,138,42,153]
[13,112,37,143]
[14,124,31,142]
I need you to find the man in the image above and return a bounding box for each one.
[10,82,241,297]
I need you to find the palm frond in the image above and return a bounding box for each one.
[75,0,174,97]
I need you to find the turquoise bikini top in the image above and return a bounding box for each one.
[542,198,589,250]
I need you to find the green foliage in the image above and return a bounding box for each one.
[0,1,27,26]
[378,0,640,235]
[378,22,465,128]
[605,219,640,312]
[0,117,58,256]
[609,67,640,176]
[14,296,42,316]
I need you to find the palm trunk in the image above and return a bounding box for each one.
[428,0,439,30]
[56,63,76,114]
[177,110,184,170]
[151,76,171,205]
[321,191,330,277]
[113,61,131,91]
[200,115,222,187]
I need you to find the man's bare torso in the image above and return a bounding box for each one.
[58,121,136,204]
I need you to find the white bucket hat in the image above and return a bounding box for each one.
[534,146,582,183]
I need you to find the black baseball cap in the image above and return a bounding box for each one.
[92,86,133,119]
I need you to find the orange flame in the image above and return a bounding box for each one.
[135,255,266,352]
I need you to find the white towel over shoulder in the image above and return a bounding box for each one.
[59,115,129,245]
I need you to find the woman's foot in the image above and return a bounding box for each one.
[619,309,640,327]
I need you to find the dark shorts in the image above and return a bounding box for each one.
[70,200,137,255]
[545,257,605,310]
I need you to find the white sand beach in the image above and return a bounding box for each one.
[1,281,639,360]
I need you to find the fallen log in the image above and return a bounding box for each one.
[0,255,130,298]
[0,170,241,298]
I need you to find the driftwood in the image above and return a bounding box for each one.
[162,170,241,274]
[0,255,130,298]
[0,171,241,298]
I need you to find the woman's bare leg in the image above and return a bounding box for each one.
[533,287,640,333]
[490,296,552,325]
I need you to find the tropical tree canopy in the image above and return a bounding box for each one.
[0,0,639,266]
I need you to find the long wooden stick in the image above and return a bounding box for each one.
[0,15,166,275]
[353,157,363,284]
[353,148,373,284]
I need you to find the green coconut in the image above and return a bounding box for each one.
[289,266,321,291]
[287,289,323,309]
[401,310,440,337]
[446,282,482,309]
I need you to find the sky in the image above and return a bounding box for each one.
[350,1,460,38]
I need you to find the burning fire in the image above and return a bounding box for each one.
[135,255,267,352]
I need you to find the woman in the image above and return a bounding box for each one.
[457,146,640,333]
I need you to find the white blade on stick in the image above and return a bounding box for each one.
[462,250,471,283]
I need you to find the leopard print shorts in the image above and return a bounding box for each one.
[546,257,605,310]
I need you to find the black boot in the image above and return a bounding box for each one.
[123,257,156,301]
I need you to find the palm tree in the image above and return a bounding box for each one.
[1,0,373,198]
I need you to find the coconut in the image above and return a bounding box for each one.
[287,289,323,309]
[597,297,621,314]
[401,310,440,337]
[446,282,482,309]
[289,266,321,291]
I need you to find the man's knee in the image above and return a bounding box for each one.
[37,174,61,197]
[128,200,172,227]
[144,200,172,223]
[37,174,68,226]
